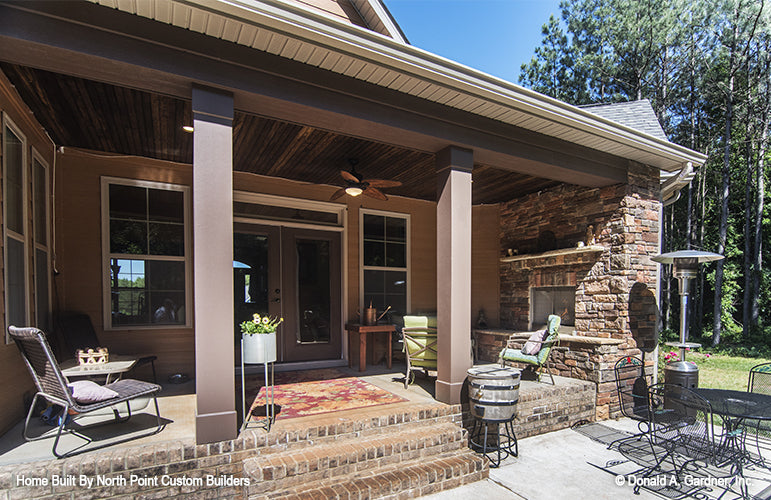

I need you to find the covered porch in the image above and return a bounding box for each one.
[0,0,704,461]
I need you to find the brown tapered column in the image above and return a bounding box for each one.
[193,85,237,443]
[435,146,473,404]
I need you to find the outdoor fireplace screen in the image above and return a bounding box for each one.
[530,286,575,329]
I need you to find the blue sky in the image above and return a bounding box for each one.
[383,0,562,84]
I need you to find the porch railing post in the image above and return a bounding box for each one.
[192,85,237,443]
[435,146,473,404]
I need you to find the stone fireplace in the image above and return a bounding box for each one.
[476,162,663,420]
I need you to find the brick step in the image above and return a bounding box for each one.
[244,402,462,453]
[244,421,467,495]
[247,447,487,500]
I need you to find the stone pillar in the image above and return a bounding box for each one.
[192,85,237,443]
[435,146,473,404]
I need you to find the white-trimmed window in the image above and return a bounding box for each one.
[3,115,29,339]
[102,178,190,328]
[360,209,410,316]
[32,150,51,332]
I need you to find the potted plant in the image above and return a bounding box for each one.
[241,313,283,363]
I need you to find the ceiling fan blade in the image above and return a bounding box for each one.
[364,187,388,201]
[367,179,402,188]
[340,170,360,183]
[330,187,346,201]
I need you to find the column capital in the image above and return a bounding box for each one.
[192,85,234,124]
[436,146,473,174]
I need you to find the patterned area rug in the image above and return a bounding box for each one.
[248,376,407,421]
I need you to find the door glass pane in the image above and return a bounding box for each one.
[296,239,330,343]
[36,249,50,331]
[4,126,24,234]
[233,232,270,335]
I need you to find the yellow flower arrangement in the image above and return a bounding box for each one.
[240,313,283,335]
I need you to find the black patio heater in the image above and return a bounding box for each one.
[651,250,723,389]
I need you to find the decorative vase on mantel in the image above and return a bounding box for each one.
[240,314,282,364]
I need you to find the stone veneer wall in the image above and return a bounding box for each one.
[497,161,661,420]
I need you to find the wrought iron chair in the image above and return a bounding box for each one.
[606,355,653,450]
[499,314,560,384]
[634,383,745,496]
[9,326,164,458]
[402,316,437,389]
[747,362,771,467]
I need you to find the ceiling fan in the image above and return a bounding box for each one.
[330,160,402,201]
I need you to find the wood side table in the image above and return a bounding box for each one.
[345,324,395,372]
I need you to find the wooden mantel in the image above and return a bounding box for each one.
[500,245,605,268]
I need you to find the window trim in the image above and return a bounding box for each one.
[31,148,51,331]
[101,176,192,330]
[358,208,411,314]
[3,113,29,343]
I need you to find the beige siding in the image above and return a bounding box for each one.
[285,0,368,29]
[471,204,500,328]
[0,70,55,436]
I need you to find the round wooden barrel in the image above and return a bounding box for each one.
[467,366,520,422]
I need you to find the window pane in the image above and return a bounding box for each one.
[363,214,384,240]
[147,260,185,291]
[7,238,26,326]
[34,160,47,245]
[385,217,406,242]
[363,240,385,267]
[110,220,147,254]
[36,248,50,331]
[384,271,406,294]
[109,184,147,220]
[386,242,406,268]
[149,189,184,223]
[4,126,24,234]
[363,270,385,294]
[148,222,184,255]
[110,258,185,326]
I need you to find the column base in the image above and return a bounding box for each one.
[196,410,237,444]
[435,379,464,404]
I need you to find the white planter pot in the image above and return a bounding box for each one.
[242,331,277,364]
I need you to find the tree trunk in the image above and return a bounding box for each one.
[752,53,770,327]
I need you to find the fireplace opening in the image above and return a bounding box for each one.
[531,286,575,329]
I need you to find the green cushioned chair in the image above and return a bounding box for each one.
[402,315,438,389]
[499,314,561,384]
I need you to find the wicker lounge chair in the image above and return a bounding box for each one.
[9,326,163,458]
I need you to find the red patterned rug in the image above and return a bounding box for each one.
[248,376,407,421]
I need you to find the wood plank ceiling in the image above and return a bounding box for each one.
[1,63,561,204]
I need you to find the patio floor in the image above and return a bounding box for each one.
[424,418,771,500]
[0,362,438,466]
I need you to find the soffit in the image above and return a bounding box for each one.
[2,63,558,204]
[87,0,706,171]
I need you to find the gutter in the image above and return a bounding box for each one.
[661,162,695,206]
[170,0,707,170]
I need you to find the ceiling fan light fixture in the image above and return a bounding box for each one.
[345,186,363,197]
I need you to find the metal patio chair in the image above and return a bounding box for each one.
[747,362,771,467]
[9,326,164,458]
[402,316,437,389]
[633,383,745,496]
[499,314,560,384]
[606,355,653,450]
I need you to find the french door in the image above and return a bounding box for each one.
[233,222,342,362]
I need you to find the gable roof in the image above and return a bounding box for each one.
[580,100,668,142]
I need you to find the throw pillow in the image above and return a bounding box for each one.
[67,380,119,404]
[522,330,547,355]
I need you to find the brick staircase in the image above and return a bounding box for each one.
[243,403,488,499]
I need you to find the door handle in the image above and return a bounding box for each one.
[273,298,281,303]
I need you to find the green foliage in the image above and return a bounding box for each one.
[240,313,283,335]
[521,0,771,346]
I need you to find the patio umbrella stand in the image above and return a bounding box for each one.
[652,250,723,389]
